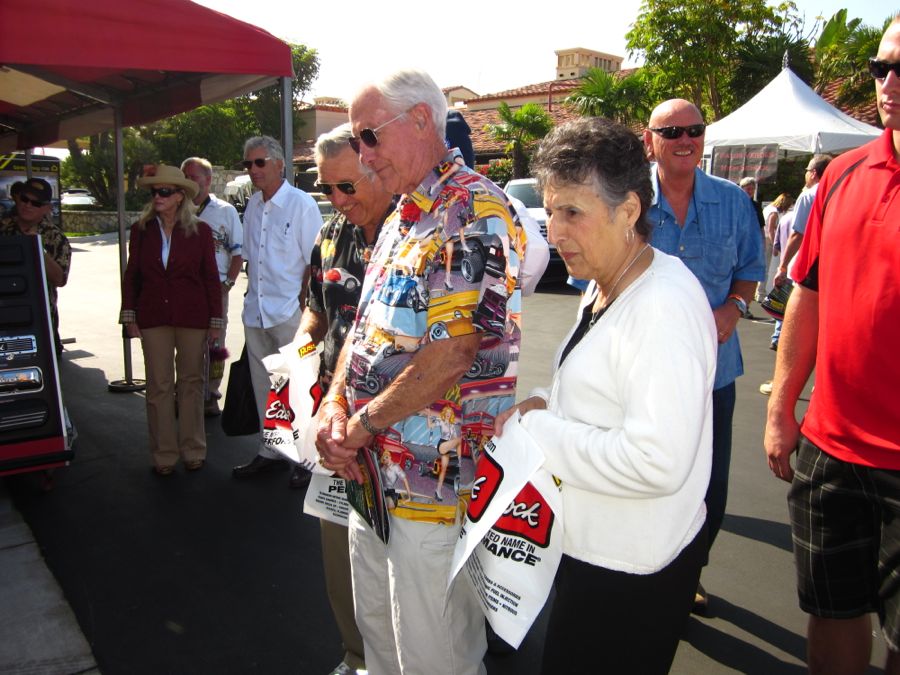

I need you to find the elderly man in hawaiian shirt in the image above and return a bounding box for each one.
[316,69,526,675]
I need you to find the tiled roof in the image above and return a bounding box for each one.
[465,69,640,104]
[463,104,582,155]
[467,78,581,103]
[297,102,348,113]
[818,79,880,127]
[292,139,317,164]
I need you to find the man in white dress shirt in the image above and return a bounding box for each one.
[233,135,323,488]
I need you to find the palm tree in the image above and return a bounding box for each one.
[485,102,553,179]
[815,10,891,112]
[730,32,815,111]
[566,67,654,125]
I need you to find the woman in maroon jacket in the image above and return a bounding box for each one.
[120,164,222,475]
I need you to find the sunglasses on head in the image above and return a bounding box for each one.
[150,187,181,198]
[868,58,900,80]
[349,110,408,154]
[19,195,48,207]
[242,157,272,170]
[649,124,706,139]
[315,177,365,196]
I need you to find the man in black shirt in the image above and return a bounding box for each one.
[299,123,394,675]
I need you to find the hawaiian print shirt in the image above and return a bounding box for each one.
[343,149,526,525]
[306,200,395,385]
[0,213,71,330]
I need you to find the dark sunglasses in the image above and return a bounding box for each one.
[868,58,900,80]
[349,110,408,153]
[315,177,365,196]
[19,195,48,207]
[649,124,706,139]
[242,157,272,170]
[150,187,181,198]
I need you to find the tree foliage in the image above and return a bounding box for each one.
[626,0,786,119]
[814,10,891,114]
[485,103,554,179]
[565,67,657,125]
[61,43,319,207]
[730,31,815,105]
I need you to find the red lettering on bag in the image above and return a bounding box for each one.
[263,385,294,426]
[493,482,555,548]
[467,446,503,522]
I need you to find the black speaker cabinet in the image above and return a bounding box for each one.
[0,234,70,475]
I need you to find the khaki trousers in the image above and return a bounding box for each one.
[141,326,208,469]
[348,511,487,675]
[205,289,229,403]
[321,519,366,670]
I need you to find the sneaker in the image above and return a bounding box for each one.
[759,380,773,396]
[328,663,365,675]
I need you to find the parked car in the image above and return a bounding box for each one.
[504,178,565,282]
[61,189,97,207]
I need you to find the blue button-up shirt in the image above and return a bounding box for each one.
[649,165,765,389]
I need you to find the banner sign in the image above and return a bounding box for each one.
[710,144,779,184]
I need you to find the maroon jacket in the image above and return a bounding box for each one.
[121,218,222,330]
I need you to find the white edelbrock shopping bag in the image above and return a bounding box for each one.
[449,413,563,649]
[261,333,328,472]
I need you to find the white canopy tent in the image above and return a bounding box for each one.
[704,68,881,156]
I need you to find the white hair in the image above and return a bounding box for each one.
[243,135,284,163]
[371,69,447,138]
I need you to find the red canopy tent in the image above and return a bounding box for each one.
[0,0,294,390]
[0,0,293,151]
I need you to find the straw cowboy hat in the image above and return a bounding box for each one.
[136,164,199,200]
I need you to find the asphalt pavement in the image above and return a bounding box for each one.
[0,233,890,674]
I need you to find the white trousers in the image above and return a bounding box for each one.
[243,308,302,458]
[348,511,487,675]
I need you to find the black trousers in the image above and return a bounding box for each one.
[540,523,707,675]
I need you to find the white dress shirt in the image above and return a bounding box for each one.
[241,180,323,328]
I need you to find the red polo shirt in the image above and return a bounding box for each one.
[793,129,900,468]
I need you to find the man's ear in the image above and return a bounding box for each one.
[642,130,655,160]
[411,103,431,132]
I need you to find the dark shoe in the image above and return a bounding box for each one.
[288,465,311,489]
[232,454,289,478]
[770,342,778,352]
[692,582,709,615]
[204,400,221,417]
[185,459,205,471]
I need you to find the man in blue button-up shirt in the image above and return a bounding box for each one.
[644,99,765,612]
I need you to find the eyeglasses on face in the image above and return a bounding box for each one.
[150,187,181,198]
[649,124,706,140]
[19,195,48,207]
[349,110,409,153]
[242,157,272,170]
[868,58,900,80]
[315,176,366,196]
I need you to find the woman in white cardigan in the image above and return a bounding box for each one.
[496,118,717,673]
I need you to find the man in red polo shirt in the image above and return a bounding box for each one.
[765,16,900,674]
